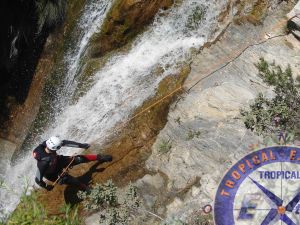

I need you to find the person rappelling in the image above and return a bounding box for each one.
[32,136,113,191]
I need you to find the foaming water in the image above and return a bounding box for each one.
[0,0,111,220]
[0,155,34,220]
[0,0,228,220]
[60,0,111,106]
[48,0,228,148]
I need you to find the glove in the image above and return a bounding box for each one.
[97,154,113,163]
[80,143,90,149]
[45,184,54,191]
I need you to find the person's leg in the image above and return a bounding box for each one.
[71,154,112,166]
[96,154,113,163]
[58,155,75,169]
[44,174,58,183]
[58,174,89,191]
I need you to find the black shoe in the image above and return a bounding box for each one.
[97,154,113,163]
[79,183,91,192]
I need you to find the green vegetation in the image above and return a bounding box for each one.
[186,5,207,30]
[7,195,80,225]
[78,180,140,225]
[164,220,187,225]
[247,0,268,25]
[264,131,295,146]
[165,213,213,225]
[0,178,80,225]
[186,129,201,140]
[89,0,173,58]
[246,130,295,151]
[241,58,300,137]
[234,0,268,26]
[158,139,172,154]
[36,0,67,33]
[187,213,213,225]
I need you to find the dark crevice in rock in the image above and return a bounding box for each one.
[0,0,62,136]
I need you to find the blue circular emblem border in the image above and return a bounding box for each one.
[214,146,300,225]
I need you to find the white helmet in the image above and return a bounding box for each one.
[46,136,62,151]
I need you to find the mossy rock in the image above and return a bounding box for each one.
[234,0,269,26]
[64,0,87,38]
[70,58,101,103]
[88,0,174,58]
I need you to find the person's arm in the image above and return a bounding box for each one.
[62,140,90,149]
[35,160,53,191]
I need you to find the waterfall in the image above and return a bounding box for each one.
[0,0,112,219]
[47,0,229,148]
[61,0,111,105]
[0,0,229,221]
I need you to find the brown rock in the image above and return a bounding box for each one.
[88,0,174,58]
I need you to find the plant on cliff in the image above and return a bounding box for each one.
[164,208,213,225]
[187,211,213,225]
[7,193,80,225]
[78,180,140,225]
[241,58,300,137]
[0,178,80,225]
[36,0,67,33]
[158,139,172,154]
[186,129,201,140]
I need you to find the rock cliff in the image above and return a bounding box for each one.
[0,0,47,132]
[136,0,300,223]
[4,0,300,224]
[88,0,173,58]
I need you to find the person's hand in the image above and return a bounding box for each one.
[45,184,54,191]
[80,143,90,149]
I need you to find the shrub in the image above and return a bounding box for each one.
[186,129,201,140]
[164,211,213,225]
[0,178,80,225]
[164,219,187,225]
[241,58,300,137]
[4,192,80,225]
[187,212,213,225]
[78,180,140,225]
[158,139,172,154]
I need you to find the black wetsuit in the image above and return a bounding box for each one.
[33,140,94,190]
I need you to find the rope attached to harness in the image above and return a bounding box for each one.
[52,157,75,186]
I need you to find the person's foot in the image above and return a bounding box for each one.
[96,154,113,163]
[79,183,91,192]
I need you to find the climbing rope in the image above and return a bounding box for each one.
[122,14,298,125]
[55,15,298,180]
[52,157,75,186]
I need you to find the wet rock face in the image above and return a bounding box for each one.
[0,0,48,131]
[88,0,174,58]
[141,1,300,222]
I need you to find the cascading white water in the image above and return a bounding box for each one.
[61,0,111,104]
[0,0,228,221]
[47,0,229,148]
[0,0,111,220]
